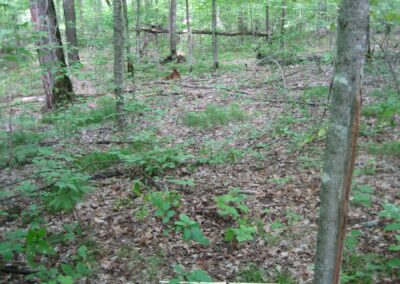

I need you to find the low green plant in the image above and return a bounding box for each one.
[302,86,329,100]
[174,214,210,245]
[351,184,374,208]
[368,141,400,157]
[75,150,121,173]
[362,88,400,126]
[224,219,257,242]
[146,191,181,224]
[235,263,266,283]
[379,203,400,267]
[215,188,249,220]
[169,265,213,283]
[183,104,247,129]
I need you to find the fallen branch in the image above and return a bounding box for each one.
[256,57,287,89]
[134,27,268,37]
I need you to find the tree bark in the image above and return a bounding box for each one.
[212,0,218,70]
[113,0,125,127]
[63,0,80,64]
[135,0,141,58]
[169,0,177,57]
[122,0,134,76]
[30,0,74,110]
[185,0,193,72]
[265,0,270,42]
[314,0,369,283]
[280,0,286,48]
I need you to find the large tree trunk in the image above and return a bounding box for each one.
[185,0,193,72]
[169,0,177,57]
[280,0,286,48]
[113,0,125,127]
[122,0,134,76]
[30,0,74,110]
[212,0,218,70]
[314,0,369,283]
[63,0,80,64]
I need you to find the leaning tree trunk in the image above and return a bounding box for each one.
[63,0,80,64]
[280,0,286,48]
[30,0,74,110]
[169,0,177,57]
[122,0,134,76]
[113,0,125,127]
[185,0,193,72]
[314,0,369,283]
[212,0,218,70]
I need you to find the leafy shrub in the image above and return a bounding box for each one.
[362,88,399,126]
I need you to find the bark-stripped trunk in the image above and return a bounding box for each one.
[135,0,141,58]
[113,0,125,127]
[265,0,270,42]
[314,0,369,283]
[30,0,74,110]
[212,0,218,70]
[185,0,193,72]
[63,0,80,64]
[280,0,286,48]
[122,0,134,76]
[169,0,177,57]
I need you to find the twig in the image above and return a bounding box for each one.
[0,266,36,275]
[256,57,287,89]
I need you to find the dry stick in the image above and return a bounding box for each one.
[256,57,287,89]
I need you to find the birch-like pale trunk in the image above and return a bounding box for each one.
[63,0,80,64]
[169,0,177,57]
[185,0,193,72]
[30,0,74,110]
[314,0,369,283]
[122,0,134,76]
[113,0,125,127]
[135,0,141,58]
[212,0,218,70]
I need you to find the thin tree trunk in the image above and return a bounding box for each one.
[280,0,286,48]
[113,0,125,127]
[366,14,372,60]
[30,0,74,110]
[122,0,134,76]
[212,0,218,70]
[169,0,177,57]
[63,0,80,64]
[314,0,369,283]
[135,0,141,58]
[266,0,270,42]
[185,0,193,72]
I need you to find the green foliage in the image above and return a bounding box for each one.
[224,220,257,243]
[368,141,400,157]
[183,104,247,129]
[362,88,400,126]
[235,263,266,283]
[302,86,329,100]
[351,184,374,208]
[75,150,121,173]
[169,265,213,284]
[215,188,249,220]
[174,214,210,245]
[380,203,400,258]
[146,191,181,224]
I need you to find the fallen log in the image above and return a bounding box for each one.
[134,27,268,37]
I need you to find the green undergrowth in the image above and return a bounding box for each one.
[368,141,400,157]
[362,88,400,126]
[183,104,247,129]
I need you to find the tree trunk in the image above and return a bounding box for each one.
[280,0,286,48]
[122,0,134,76]
[63,0,80,64]
[314,0,369,283]
[169,0,177,57]
[135,0,141,58]
[212,0,218,70]
[113,0,125,127]
[366,14,372,60]
[185,0,193,72]
[265,0,270,42]
[30,0,74,110]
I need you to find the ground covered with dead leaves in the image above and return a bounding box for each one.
[1,55,399,283]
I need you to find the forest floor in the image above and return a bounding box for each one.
[1,51,399,283]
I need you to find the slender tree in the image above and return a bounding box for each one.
[212,0,218,70]
[280,0,286,48]
[169,0,177,57]
[135,0,141,58]
[314,0,369,283]
[185,0,193,72]
[265,0,270,42]
[30,0,74,110]
[63,0,80,64]
[113,0,125,127]
[122,0,134,76]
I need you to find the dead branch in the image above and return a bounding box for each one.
[134,27,268,37]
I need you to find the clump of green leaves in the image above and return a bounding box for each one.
[183,104,247,129]
[351,184,374,208]
[362,88,400,126]
[169,265,213,284]
[146,191,181,224]
[368,141,400,157]
[174,214,210,245]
